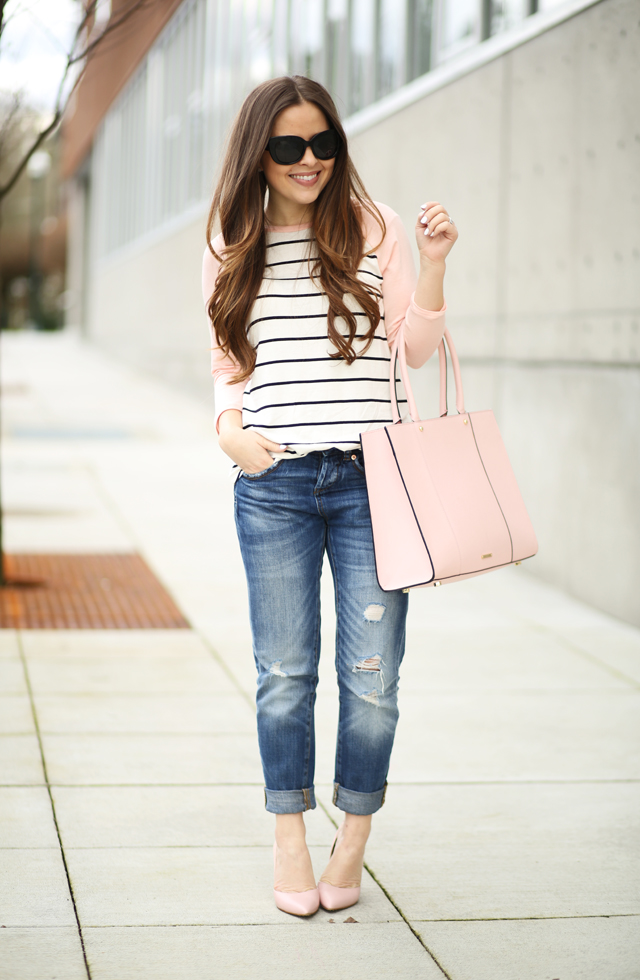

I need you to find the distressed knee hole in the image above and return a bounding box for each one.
[359,689,380,706]
[353,654,382,673]
[363,603,386,622]
[353,654,385,698]
[268,660,288,677]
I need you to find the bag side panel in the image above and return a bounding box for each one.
[360,427,434,590]
[388,417,513,577]
[468,411,539,560]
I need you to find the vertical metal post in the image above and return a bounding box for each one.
[28,172,45,328]
[481,0,493,41]
[0,230,4,585]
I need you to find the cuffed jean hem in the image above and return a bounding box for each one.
[332,781,387,815]
[264,787,316,814]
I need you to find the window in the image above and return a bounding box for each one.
[435,0,481,64]
[350,0,376,113]
[91,0,543,258]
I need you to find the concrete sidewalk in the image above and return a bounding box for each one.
[1,329,639,980]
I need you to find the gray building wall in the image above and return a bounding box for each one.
[86,210,213,394]
[348,0,639,624]
[76,0,639,625]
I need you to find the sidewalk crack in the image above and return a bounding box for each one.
[196,629,256,711]
[17,631,93,980]
[316,798,453,979]
[362,862,454,980]
[526,620,640,691]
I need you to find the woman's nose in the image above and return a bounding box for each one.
[299,146,317,167]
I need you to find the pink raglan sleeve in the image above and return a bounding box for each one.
[363,202,447,369]
[202,236,247,431]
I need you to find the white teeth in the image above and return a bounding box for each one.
[291,173,317,182]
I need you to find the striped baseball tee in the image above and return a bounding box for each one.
[202,201,447,459]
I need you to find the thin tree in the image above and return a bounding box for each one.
[0,0,156,201]
[0,0,157,585]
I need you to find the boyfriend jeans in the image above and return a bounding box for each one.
[234,448,408,816]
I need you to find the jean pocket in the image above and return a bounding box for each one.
[349,451,365,475]
[239,459,282,481]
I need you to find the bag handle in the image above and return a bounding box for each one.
[390,327,466,424]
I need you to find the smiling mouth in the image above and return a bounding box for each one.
[289,172,320,184]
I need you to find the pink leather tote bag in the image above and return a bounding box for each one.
[360,327,538,592]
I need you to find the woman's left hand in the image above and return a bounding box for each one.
[415,201,458,263]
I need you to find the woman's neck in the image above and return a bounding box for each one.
[265,194,314,229]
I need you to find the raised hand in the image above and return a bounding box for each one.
[415,200,458,263]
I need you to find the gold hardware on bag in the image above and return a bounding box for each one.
[402,587,411,593]
[463,419,468,425]
[515,561,522,565]
[433,581,441,587]
[482,553,492,559]
[419,426,423,431]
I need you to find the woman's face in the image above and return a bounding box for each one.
[260,101,336,221]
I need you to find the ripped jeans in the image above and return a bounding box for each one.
[234,448,408,816]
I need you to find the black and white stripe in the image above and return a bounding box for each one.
[243,228,405,454]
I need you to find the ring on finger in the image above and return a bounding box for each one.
[427,216,454,237]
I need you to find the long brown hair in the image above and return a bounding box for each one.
[206,75,385,383]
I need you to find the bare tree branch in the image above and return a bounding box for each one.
[0,0,155,202]
[70,0,152,65]
[0,110,62,199]
[0,0,10,41]
[0,91,22,153]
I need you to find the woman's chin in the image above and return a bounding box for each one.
[287,187,321,205]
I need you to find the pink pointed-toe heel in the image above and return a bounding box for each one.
[317,833,361,912]
[273,843,320,917]
[274,886,321,917]
[318,879,360,912]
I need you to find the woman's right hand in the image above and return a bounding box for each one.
[217,410,285,473]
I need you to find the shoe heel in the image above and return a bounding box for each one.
[273,841,320,917]
[318,829,362,911]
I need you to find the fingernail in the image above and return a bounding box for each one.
[420,216,428,225]
[423,229,429,236]
[430,231,435,237]
[279,445,287,451]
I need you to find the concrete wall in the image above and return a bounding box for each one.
[82,0,639,625]
[348,0,639,624]
[86,210,213,400]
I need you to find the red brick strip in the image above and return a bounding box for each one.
[0,554,190,629]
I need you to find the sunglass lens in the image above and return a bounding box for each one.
[271,136,305,164]
[312,130,340,158]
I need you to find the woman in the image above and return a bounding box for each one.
[202,75,457,917]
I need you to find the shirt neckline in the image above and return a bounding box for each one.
[265,221,313,233]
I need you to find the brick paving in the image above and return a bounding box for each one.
[0,553,190,629]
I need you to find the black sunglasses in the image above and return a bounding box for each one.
[266,129,341,165]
